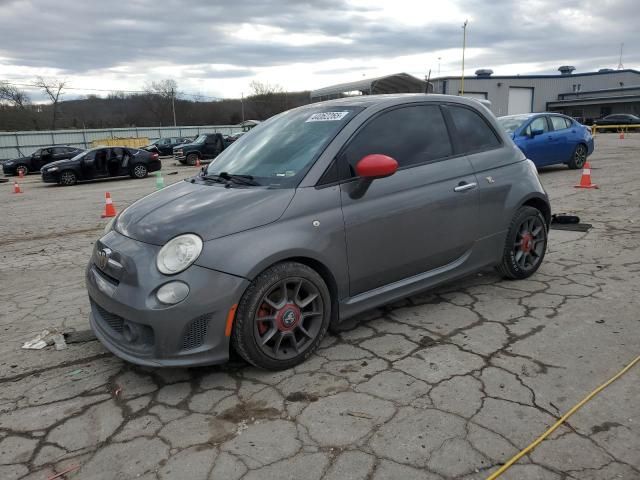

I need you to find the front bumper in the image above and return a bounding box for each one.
[41,170,59,183]
[2,164,17,176]
[86,230,250,367]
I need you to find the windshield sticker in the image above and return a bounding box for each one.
[306,111,350,122]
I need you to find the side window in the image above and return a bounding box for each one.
[524,117,549,136]
[52,147,66,155]
[341,105,452,175]
[550,116,569,131]
[447,105,501,153]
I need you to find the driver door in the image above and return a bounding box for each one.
[520,116,554,165]
[339,104,480,296]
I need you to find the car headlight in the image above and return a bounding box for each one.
[5,161,14,166]
[156,234,203,275]
[104,216,116,234]
[47,166,59,172]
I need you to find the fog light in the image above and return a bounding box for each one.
[157,281,189,305]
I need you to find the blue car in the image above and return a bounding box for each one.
[497,113,594,169]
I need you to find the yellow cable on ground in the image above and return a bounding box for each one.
[486,354,640,480]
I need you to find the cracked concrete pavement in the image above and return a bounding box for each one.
[0,138,638,479]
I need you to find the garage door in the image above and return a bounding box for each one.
[508,88,533,114]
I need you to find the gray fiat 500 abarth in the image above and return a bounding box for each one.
[87,94,550,370]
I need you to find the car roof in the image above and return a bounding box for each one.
[499,112,571,120]
[302,93,493,111]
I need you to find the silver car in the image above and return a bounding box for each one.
[87,94,550,370]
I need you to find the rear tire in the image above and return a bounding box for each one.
[186,153,199,166]
[131,163,148,179]
[231,262,331,370]
[59,170,77,186]
[15,164,29,176]
[568,144,587,169]
[496,206,547,280]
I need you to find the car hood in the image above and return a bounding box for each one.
[115,180,295,245]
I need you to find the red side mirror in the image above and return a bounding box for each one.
[355,154,398,179]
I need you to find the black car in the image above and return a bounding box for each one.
[41,146,161,186]
[594,113,640,127]
[2,146,84,176]
[173,133,228,165]
[143,137,192,156]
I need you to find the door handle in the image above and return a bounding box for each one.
[454,182,477,192]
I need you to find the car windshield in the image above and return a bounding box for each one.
[192,134,207,144]
[497,115,531,134]
[205,105,363,187]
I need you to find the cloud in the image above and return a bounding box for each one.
[0,0,638,98]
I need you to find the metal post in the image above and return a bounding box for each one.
[171,88,177,127]
[461,20,468,96]
[241,93,245,124]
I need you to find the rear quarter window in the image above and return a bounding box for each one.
[446,105,501,153]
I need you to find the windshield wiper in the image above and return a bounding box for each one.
[219,172,261,186]
[200,173,227,184]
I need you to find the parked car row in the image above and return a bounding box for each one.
[2,146,85,176]
[2,110,596,189]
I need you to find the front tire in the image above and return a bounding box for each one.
[496,206,547,280]
[186,153,199,166]
[131,163,148,179]
[568,144,587,169]
[232,262,331,370]
[15,164,29,176]
[59,170,77,186]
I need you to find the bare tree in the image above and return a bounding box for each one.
[249,80,284,97]
[247,80,286,119]
[0,81,30,108]
[35,76,66,129]
[143,79,178,126]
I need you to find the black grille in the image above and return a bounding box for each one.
[94,303,124,333]
[182,315,209,350]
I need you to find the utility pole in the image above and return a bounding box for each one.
[438,57,441,76]
[461,19,468,96]
[171,87,177,126]
[241,92,245,123]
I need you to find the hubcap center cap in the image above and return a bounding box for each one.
[276,304,301,332]
[521,233,533,253]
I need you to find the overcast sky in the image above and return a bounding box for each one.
[1,0,639,101]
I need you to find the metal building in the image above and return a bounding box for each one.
[431,67,640,122]
[310,73,431,101]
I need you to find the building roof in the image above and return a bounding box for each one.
[433,68,640,81]
[310,73,428,99]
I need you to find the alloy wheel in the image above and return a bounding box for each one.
[513,216,545,271]
[254,277,324,361]
[60,171,76,185]
[134,164,147,178]
[574,145,587,168]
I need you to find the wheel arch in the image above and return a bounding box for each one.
[246,255,341,329]
[522,195,551,226]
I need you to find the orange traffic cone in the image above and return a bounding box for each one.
[13,181,22,194]
[574,162,598,189]
[101,192,117,218]
[195,157,201,168]
[619,130,625,140]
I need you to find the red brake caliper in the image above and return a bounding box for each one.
[257,306,271,335]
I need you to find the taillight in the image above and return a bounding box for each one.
[152,153,159,159]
